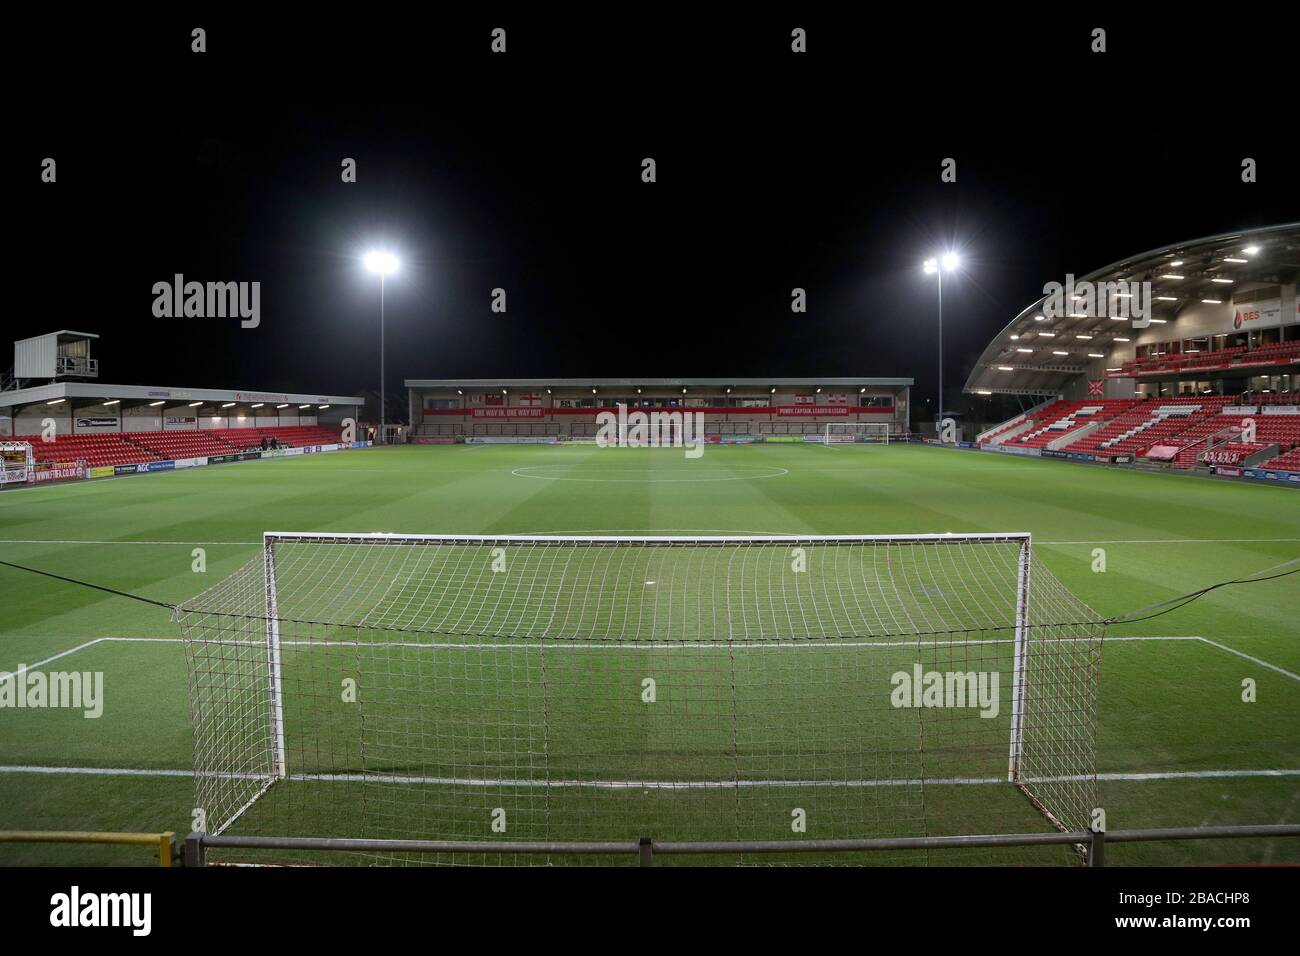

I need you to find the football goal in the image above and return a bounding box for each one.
[822,424,889,444]
[179,532,1104,864]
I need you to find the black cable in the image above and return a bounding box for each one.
[0,553,1296,636]
[1104,562,1300,627]
[0,558,177,612]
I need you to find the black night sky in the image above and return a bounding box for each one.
[14,11,1299,418]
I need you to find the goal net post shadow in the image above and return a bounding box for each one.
[179,532,1103,864]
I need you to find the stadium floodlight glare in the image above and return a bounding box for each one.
[363,249,399,446]
[922,250,962,423]
[363,251,398,275]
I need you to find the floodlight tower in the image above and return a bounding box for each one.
[922,252,960,425]
[363,251,399,443]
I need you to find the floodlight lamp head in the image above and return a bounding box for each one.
[364,251,399,275]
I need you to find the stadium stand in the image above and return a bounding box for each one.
[214,425,343,450]
[989,399,1139,450]
[1116,342,1300,377]
[25,425,345,469]
[129,431,243,460]
[1060,397,1231,458]
[1259,447,1300,471]
[30,434,160,468]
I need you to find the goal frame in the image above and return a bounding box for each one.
[256,529,1034,790]
[821,424,890,445]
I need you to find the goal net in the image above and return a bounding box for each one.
[179,532,1104,865]
[822,425,889,444]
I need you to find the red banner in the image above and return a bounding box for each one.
[472,407,545,418]
[776,405,850,416]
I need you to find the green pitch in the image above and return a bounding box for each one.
[1,443,1297,865]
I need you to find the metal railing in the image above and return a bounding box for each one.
[0,830,176,866]
[184,824,1300,867]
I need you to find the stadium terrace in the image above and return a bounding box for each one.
[0,331,364,484]
[406,377,913,443]
[967,223,1300,480]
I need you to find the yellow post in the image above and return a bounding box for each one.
[0,830,177,866]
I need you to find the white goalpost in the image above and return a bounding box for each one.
[180,532,1103,864]
[821,424,889,445]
